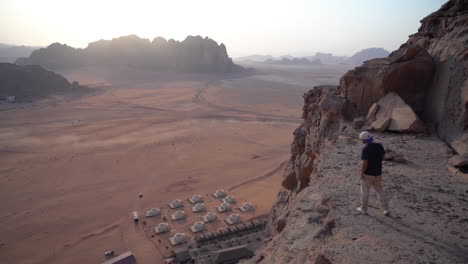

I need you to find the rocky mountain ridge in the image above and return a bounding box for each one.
[245,1,468,263]
[346,48,390,66]
[264,57,322,66]
[15,35,242,73]
[237,48,389,66]
[0,63,88,101]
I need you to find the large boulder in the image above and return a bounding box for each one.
[364,92,426,133]
[341,44,434,118]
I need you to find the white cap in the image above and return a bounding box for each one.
[359,131,372,140]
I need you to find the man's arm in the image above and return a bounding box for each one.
[361,147,368,180]
[361,160,368,180]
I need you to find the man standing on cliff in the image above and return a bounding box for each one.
[357,131,390,216]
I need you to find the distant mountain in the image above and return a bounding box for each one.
[347,48,390,65]
[305,49,390,65]
[264,57,322,66]
[305,52,348,64]
[16,35,242,73]
[237,48,389,66]
[0,44,41,63]
[236,54,275,62]
[280,54,295,60]
[0,63,89,101]
[237,54,309,63]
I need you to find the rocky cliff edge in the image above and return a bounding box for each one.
[244,1,468,263]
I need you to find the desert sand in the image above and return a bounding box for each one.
[0,63,351,264]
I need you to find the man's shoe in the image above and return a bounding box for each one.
[356,207,368,215]
[383,210,390,216]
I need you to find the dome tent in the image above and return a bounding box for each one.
[216,202,232,213]
[212,189,227,198]
[239,202,254,212]
[189,194,204,204]
[171,210,186,221]
[223,195,236,204]
[169,199,184,209]
[190,221,206,233]
[145,208,161,217]
[225,213,241,225]
[169,233,188,246]
[192,203,206,213]
[154,222,170,234]
[202,212,218,223]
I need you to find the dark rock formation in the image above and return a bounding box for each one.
[0,63,88,101]
[16,35,242,73]
[346,48,390,65]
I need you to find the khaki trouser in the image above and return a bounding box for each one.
[360,174,389,212]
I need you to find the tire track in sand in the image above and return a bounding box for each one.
[193,82,302,124]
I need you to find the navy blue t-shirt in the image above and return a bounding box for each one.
[361,142,385,176]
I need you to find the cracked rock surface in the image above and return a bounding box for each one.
[244,132,468,264]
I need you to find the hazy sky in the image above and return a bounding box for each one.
[1,0,446,57]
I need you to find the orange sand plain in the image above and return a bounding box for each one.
[0,64,350,264]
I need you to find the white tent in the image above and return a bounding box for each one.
[216,202,232,213]
[239,202,254,212]
[189,221,206,233]
[223,195,236,204]
[202,212,218,223]
[189,194,204,204]
[169,199,184,209]
[171,210,186,221]
[145,208,161,217]
[191,203,206,213]
[169,233,188,246]
[225,213,241,225]
[154,223,170,234]
[212,189,227,198]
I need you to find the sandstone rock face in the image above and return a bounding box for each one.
[281,86,344,193]
[341,0,467,155]
[364,92,426,133]
[341,44,434,118]
[16,35,242,73]
[406,0,468,155]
